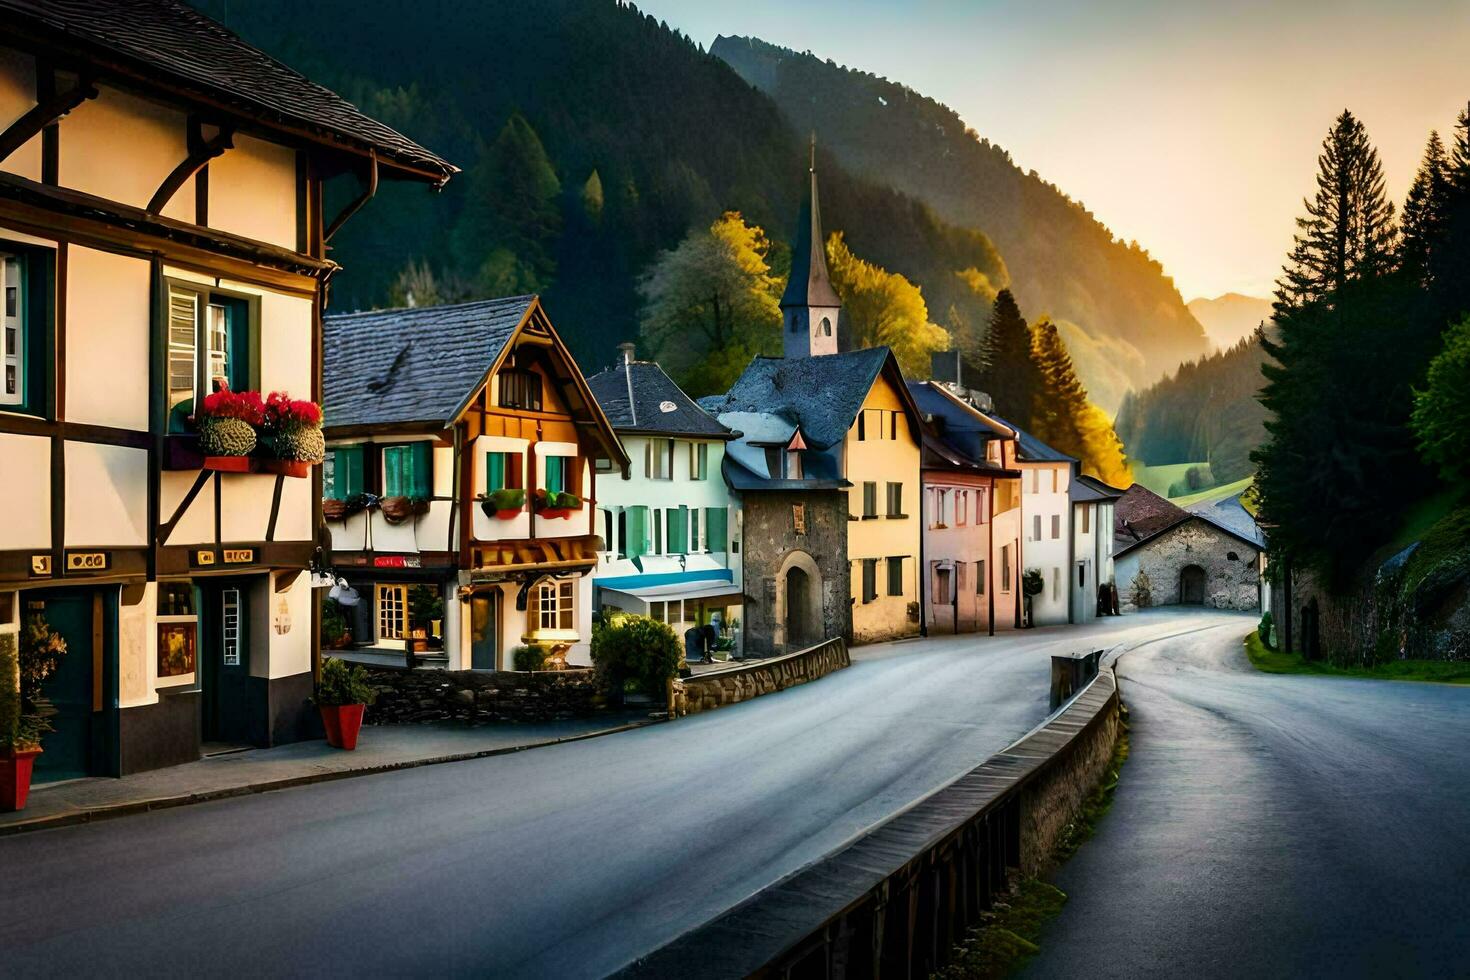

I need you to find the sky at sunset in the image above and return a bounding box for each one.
[637,0,1470,302]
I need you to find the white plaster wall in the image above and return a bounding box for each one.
[472,434,530,542]
[0,432,50,549]
[0,47,40,182]
[67,246,151,431]
[242,284,313,397]
[1020,463,1071,626]
[266,569,313,679]
[158,470,216,546]
[219,473,275,542]
[991,504,1022,629]
[64,442,147,546]
[118,582,158,709]
[273,476,313,543]
[209,133,297,250]
[59,85,193,222]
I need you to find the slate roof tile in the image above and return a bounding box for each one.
[585,360,731,438]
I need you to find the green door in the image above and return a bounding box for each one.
[201,581,254,745]
[29,591,100,783]
[470,594,497,670]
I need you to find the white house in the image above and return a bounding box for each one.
[989,418,1076,627]
[585,344,742,653]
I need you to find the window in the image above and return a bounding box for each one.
[887,556,905,597]
[653,508,664,554]
[602,508,615,555]
[537,579,575,632]
[886,482,903,518]
[857,412,866,440]
[166,282,253,432]
[648,438,674,479]
[498,368,542,411]
[820,316,832,337]
[1033,515,1042,541]
[623,506,649,558]
[544,455,568,493]
[792,503,807,535]
[324,445,364,500]
[1030,470,1040,494]
[786,449,803,479]
[595,455,615,473]
[666,506,688,554]
[975,560,986,595]
[487,451,523,493]
[156,582,198,685]
[1078,563,1087,587]
[955,489,968,526]
[862,482,878,518]
[690,443,709,480]
[1052,469,1060,493]
[222,588,242,666]
[890,411,899,440]
[929,488,946,529]
[1051,515,1061,540]
[1052,567,1061,600]
[955,562,966,596]
[1081,505,1091,534]
[691,508,702,551]
[376,584,407,646]
[977,489,988,524]
[1001,546,1011,591]
[1,253,20,406]
[935,564,952,604]
[382,443,431,498]
[861,559,878,603]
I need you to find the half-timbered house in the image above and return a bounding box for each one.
[322,296,627,671]
[0,0,453,780]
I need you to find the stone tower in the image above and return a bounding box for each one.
[780,138,841,358]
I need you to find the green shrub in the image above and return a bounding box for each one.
[1021,568,1044,597]
[321,598,350,648]
[1412,315,1470,482]
[590,615,682,694]
[0,633,19,750]
[486,487,526,511]
[511,643,549,672]
[315,657,377,706]
[1258,611,1275,650]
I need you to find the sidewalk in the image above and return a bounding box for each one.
[0,712,653,837]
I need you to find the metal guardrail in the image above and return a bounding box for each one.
[619,652,1121,979]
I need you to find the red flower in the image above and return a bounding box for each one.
[199,383,264,425]
[264,391,323,428]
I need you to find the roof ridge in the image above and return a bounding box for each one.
[324,294,538,320]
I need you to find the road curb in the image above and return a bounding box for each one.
[0,718,659,838]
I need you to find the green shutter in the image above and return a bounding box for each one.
[545,455,565,493]
[626,506,649,559]
[383,446,406,496]
[487,452,506,493]
[706,506,728,553]
[411,442,433,498]
[339,445,363,498]
[669,505,688,553]
[691,509,701,551]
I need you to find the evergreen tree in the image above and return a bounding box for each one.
[1274,111,1397,315]
[1433,103,1470,322]
[1030,318,1131,486]
[824,233,949,377]
[1399,131,1449,285]
[977,289,1042,424]
[581,169,605,225]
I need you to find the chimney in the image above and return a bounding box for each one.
[617,342,635,368]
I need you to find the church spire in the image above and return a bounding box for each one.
[780,134,841,357]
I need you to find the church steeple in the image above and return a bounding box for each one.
[780,135,841,358]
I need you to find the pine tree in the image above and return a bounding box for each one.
[1275,110,1397,315]
[1030,318,1131,485]
[1433,102,1470,321]
[977,289,1042,424]
[1399,132,1449,285]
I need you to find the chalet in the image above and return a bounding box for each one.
[1114,485,1265,612]
[321,296,626,671]
[585,343,742,653]
[908,380,1023,634]
[0,0,452,780]
[702,160,925,651]
[986,416,1078,627]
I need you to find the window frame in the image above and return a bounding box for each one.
[535,578,576,634]
[862,481,878,519]
[164,278,258,433]
[861,558,878,603]
[648,438,675,480]
[381,442,433,499]
[376,583,408,648]
[0,244,52,419]
[886,481,904,518]
[690,442,709,480]
[886,556,905,597]
[498,368,543,411]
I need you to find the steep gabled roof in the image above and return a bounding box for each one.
[1073,474,1127,504]
[986,413,1076,464]
[703,347,917,450]
[586,359,732,439]
[1186,494,1267,549]
[1,0,455,182]
[1114,483,1264,557]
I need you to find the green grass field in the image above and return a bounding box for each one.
[1131,462,1212,498]
[1171,476,1255,510]
[1244,631,1470,684]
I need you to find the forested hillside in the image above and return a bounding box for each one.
[712,34,1208,409]
[1114,333,1270,486]
[192,0,1007,376]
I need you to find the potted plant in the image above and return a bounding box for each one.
[511,643,549,672]
[408,585,444,652]
[315,657,376,750]
[260,392,325,478]
[1021,568,1045,628]
[320,598,352,650]
[380,496,430,525]
[1,614,69,812]
[323,492,371,523]
[481,487,526,519]
[534,489,581,519]
[195,384,264,472]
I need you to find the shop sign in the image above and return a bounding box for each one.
[373,555,421,569]
[223,549,255,564]
[64,551,110,573]
[192,550,217,567]
[29,555,50,576]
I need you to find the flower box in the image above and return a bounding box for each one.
[260,458,312,479]
[482,488,526,520]
[319,704,365,750]
[203,455,255,473]
[163,433,205,471]
[380,496,430,525]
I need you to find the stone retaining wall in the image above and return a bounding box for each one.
[674,637,850,717]
[364,666,599,725]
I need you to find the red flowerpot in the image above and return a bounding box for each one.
[203,455,254,473]
[260,459,312,478]
[319,703,366,750]
[496,509,521,519]
[0,747,42,812]
[538,508,572,520]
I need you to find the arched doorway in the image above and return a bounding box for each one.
[786,566,813,647]
[1179,565,1206,605]
[775,550,824,652]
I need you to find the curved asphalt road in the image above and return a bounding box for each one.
[0,612,1215,978]
[1027,613,1470,979]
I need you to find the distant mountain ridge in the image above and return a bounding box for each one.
[712,34,1208,409]
[1187,293,1273,351]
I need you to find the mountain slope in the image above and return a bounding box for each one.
[1187,293,1273,351]
[190,0,1007,374]
[713,34,1208,406]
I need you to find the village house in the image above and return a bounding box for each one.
[702,160,924,652]
[1070,473,1125,620]
[0,0,453,780]
[321,296,626,671]
[585,343,742,655]
[908,379,1023,634]
[1114,484,1265,612]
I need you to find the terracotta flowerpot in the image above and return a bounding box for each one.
[0,746,42,812]
[203,455,254,473]
[260,458,312,478]
[538,508,572,520]
[319,703,366,750]
[380,496,428,525]
[323,498,348,521]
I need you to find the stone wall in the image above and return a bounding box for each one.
[364,666,599,725]
[740,490,852,657]
[1118,518,1261,612]
[674,637,849,716]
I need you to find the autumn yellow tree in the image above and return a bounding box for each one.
[1030,317,1132,486]
[824,233,949,377]
[638,212,782,395]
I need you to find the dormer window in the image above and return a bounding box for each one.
[499,368,542,411]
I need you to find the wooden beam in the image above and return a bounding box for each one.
[147,123,233,215]
[0,75,96,163]
[157,469,211,547]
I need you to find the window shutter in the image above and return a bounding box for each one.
[487,452,506,493]
[545,455,565,493]
[335,445,364,499]
[644,442,652,478]
[411,442,433,498]
[691,508,701,551]
[626,506,649,559]
[669,505,688,553]
[706,506,728,554]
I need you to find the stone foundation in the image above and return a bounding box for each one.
[675,637,849,716]
[364,666,599,725]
